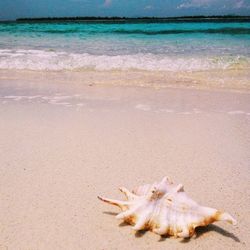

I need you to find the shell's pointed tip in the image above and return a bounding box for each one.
[232,219,237,226]
[115,213,124,219]
[98,195,111,204]
[177,229,190,238]
[118,187,126,193]
[176,183,184,192]
[97,195,103,201]
[132,224,145,231]
[218,212,237,225]
[152,228,163,235]
[161,176,167,182]
[230,217,237,226]
[162,176,173,184]
[118,186,138,200]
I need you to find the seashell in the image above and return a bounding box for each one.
[98,177,236,238]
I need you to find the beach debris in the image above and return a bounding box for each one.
[98,177,236,238]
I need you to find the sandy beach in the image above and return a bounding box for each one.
[0,72,249,249]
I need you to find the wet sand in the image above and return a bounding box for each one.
[0,75,249,249]
[0,68,250,91]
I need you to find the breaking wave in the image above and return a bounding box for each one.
[0,49,249,72]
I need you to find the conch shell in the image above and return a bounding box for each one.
[98,177,236,238]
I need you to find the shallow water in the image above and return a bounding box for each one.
[0,20,250,72]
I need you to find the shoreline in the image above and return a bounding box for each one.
[1,69,250,93]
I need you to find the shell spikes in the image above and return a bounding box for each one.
[98,177,237,238]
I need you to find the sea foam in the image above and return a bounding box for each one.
[0,49,248,72]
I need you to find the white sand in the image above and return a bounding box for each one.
[0,76,249,249]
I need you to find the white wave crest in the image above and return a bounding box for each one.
[0,49,248,72]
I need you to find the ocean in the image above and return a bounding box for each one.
[0,20,249,72]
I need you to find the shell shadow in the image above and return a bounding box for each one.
[103,211,118,216]
[194,224,240,243]
[159,225,239,243]
[118,222,148,237]
[118,222,130,227]
[158,235,170,242]
[135,230,147,238]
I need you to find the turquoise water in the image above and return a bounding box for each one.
[0,21,250,71]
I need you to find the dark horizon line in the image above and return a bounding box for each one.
[13,15,250,22]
